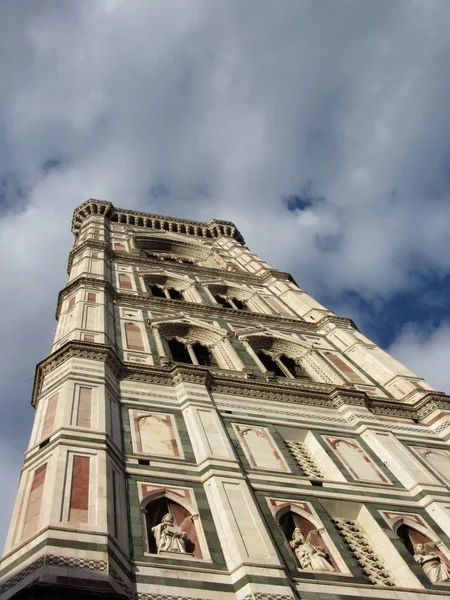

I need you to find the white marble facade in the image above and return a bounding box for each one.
[1,200,450,600]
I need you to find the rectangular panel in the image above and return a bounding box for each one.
[119,273,133,290]
[125,323,145,351]
[323,352,365,383]
[234,424,289,471]
[77,387,92,428]
[198,409,228,457]
[87,293,96,303]
[41,393,58,440]
[69,456,90,523]
[223,481,269,557]
[22,464,47,539]
[84,305,96,330]
[324,436,389,483]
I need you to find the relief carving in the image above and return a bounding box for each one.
[152,513,188,554]
[414,542,450,583]
[289,527,334,572]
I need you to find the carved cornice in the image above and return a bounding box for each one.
[55,276,116,319]
[31,340,450,421]
[71,199,245,244]
[54,273,357,334]
[32,341,122,406]
[66,239,112,274]
[118,292,356,333]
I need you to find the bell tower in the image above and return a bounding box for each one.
[2,199,450,599]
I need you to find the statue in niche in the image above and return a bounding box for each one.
[289,527,334,572]
[151,513,187,554]
[413,542,450,583]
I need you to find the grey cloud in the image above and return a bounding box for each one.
[2,0,450,547]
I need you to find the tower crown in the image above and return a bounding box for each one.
[72,198,245,244]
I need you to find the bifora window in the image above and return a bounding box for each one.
[148,284,184,301]
[214,294,247,310]
[256,350,308,379]
[168,338,218,367]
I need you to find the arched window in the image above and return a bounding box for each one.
[167,338,218,367]
[144,496,202,558]
[256,350,309,379]
[148,283,184,301]
[214,294,247,310]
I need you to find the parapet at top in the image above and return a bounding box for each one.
[72,199,245,245]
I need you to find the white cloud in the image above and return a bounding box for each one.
[1,0,450,547]
[389,322,450,394]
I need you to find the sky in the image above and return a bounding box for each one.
[1,0,450,550]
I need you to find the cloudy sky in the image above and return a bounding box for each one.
[1,0,450,549]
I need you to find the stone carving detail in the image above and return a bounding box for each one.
[152,513,188,554]
[0,556,45,594]
[46,555,108,571]
[333,518,396,586]
[413,542,450,583]
[285,440,325,479]
[243,595,295,600]
[289,527,334,571]
[0,555,109,595]
[138,595,207,600]
[109,564,133,597]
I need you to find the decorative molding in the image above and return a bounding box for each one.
[333,518,396,587]
[46,554,108,571]
[285,440,325,479]
[137,594,206,600]
[31,340,450,421]
[109,563,133,597]
[243,595,295,600]
[0,554,108,595]
[0,556,45,594]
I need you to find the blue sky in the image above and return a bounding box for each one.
[1,0,450,548]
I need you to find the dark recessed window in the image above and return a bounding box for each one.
[256,350,286,377]
[168,339,192,364]
[167,287,183,300]
[149,284,165,298]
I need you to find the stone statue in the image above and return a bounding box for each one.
[152,513,187,554]
[289,527,334,572]
[413,542,450,583]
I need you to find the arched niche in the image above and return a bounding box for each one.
[393,517,450,584]
[141,492,202,558]
[276,505,338,572]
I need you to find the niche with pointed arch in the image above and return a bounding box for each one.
[390,515,450,584]
[272,501,340,572]
[142,491,203,558]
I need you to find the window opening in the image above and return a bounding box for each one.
[167,287,183,300]
[168,339,218,367]
[256,350,286,377]
[279,355,306,378]
[232,298,246,310]
[214,294,233,308]
[149,284,166,298]
[214,294,246,310]
[168,339,192,364]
